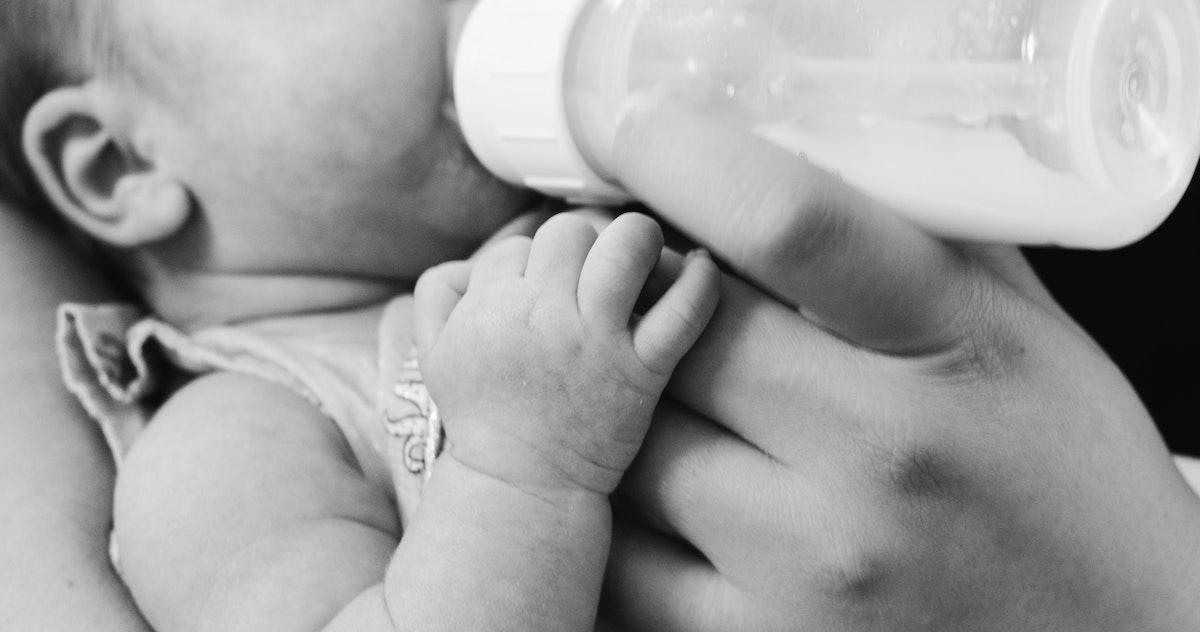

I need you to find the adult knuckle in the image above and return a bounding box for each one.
[943,330,1025,382]
[928,277,1032,382]
[882,441,964,501]
[803,497,934,622]
[803,517,910,623]
[859,420,968,501]
[814,550,898,608]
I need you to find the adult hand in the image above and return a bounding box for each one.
[602,98,1200,631]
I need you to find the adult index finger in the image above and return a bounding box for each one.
[611,96,975,354]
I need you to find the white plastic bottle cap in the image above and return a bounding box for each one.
[454,0,632,204]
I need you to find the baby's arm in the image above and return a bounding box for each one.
[385,212,719,630]
[113,371,404,632]
[114,212,717,632]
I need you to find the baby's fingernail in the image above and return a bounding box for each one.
[687,248,712,261]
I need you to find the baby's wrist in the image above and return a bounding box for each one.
[433,448,611,516]
[441,424,626,498]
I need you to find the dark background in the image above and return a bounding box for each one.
[1025,179,1197,456]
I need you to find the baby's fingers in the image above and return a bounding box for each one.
[469,235,532,284]
[413,260,471,357]
[577,213,665,332]
[633,249,720,375]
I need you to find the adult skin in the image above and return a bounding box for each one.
[3,107,1198,629]
[602,97,1200,631]
[0,205,151,631]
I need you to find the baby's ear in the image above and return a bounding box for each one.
[22,85,191,247]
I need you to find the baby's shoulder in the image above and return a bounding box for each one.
[114,370,400,627]
[148,371,349,464]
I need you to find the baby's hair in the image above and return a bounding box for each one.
[2,2,135,296]
[1,1,117,224]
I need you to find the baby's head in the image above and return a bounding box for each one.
[3,0,530,320]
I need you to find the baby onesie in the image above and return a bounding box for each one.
[56,296,440,542]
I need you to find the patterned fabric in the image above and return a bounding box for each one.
[56,297,440,527]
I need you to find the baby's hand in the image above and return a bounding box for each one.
[415,213,719,495]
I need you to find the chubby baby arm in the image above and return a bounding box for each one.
[387,212,719,630]
[112,372,403,632]
[112,213,715,632]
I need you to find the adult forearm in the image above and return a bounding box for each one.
[0,208,150,630]
[0,425,151,632]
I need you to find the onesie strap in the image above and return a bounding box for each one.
[56,301,328,465]
[56,303,158,465]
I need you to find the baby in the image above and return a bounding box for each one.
[4,1,719,630]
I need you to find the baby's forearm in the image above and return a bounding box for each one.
[377,452,611,631]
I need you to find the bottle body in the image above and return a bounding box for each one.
[457,0,1200,248]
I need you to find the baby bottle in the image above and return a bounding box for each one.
[454,0,1200,248]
